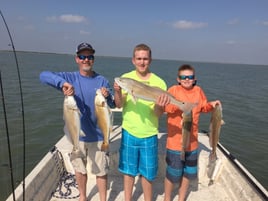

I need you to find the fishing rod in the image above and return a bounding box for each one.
[0,10,26,201]
[0,71,16,200]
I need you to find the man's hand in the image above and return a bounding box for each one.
[62,82,74,96]
[100,87,109,98]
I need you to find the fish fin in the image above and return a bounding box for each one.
[79,130,86,137]
[221,119,225,125]
[70,149,83,161]
[208,180,214,186]
[129,91,137,104]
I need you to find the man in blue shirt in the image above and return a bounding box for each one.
[40,42,115,201]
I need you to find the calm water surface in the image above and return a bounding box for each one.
[0,51,267,200]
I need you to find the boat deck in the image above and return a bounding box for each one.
[49,125,264,201]
[7,125,267,201]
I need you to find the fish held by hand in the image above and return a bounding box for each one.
[114,77,197,114]
[63,95,84,158]
[181,111,193,161]
[95,89,113,152]
[209,104,225,161]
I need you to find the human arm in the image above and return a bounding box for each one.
[205,100,222,113]
[163,86,182,114]
[40,71,67,90]
[40,71,74,95]
[209,100,222,108]
[113,81,126,108]
[201,100,222,115]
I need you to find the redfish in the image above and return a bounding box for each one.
[209,104,225,161]
[181,111,193,161]
[95,89,113,151]
[63,96,84,158]
[114,77,197,114]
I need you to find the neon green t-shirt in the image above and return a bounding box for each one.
[121,70,167,138]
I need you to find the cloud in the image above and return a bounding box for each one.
[46,14,87,23]
[59,15,87,23]
[172,20,208,30]
[227,18,239,25]
[254,20,268,26]
[79,30,91,35]
[261,21,268,26]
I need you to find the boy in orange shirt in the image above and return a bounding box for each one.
[163,64,221,201]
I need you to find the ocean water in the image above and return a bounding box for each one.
[0,51,267,200]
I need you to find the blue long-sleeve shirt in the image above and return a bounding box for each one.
[40,71,115,142]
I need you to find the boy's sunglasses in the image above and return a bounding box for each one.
[78,55,95,60]
[178,75,195,80]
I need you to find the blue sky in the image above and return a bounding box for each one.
[1,0,268,65]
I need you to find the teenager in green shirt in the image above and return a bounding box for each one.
[114,43,170,201]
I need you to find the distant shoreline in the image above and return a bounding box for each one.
[0,49,72,56]
[0,50,267,66]
[0,49,132,60]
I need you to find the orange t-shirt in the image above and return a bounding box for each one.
[164,85,213,151]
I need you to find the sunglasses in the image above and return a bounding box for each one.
[178,75,195,80]
[78,55,95,60]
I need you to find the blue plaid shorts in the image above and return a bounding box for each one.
[118,129,158,181]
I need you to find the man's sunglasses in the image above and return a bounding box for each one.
[78,55,95,60]
[178,75,195,80]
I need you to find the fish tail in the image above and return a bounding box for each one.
[208,179,214,186]
[208,158,222,186]
[101,142,109,152]
[70,149,83,161]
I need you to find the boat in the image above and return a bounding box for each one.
[6,110,268,201]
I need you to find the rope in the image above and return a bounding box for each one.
[52,171,79,199]
[50,147,80,199]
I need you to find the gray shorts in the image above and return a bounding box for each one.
[70,141,109,176]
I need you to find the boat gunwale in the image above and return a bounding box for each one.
[217,140,268,199]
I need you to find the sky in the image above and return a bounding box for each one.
[1,0,268,65]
